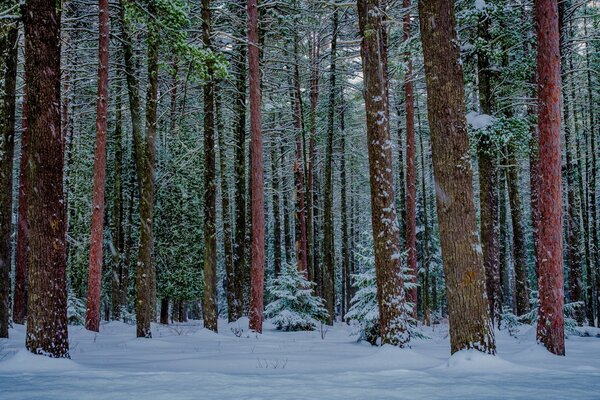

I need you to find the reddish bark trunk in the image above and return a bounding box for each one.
[248,0,264,333]
[24,0,70,357]
[403,0,417,312]
[85,0,110,333]
[535,0,565,356]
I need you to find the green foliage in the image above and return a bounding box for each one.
[265,264,328,331]
[124,0,228,82]
[67,290,86,325]
[469,114,533,157]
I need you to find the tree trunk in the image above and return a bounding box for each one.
[419,0,495,354]
[323,8,338,325]
[476,10,500,324]
[559,6,584,325]
[135,6,160,338]
[419,122,431,325]
[13,86,28,325]
[306,33,320,286]
[0,12,18,338]
[403,0,418,314]
[202,0,218,333]
[247,0,264,333]
[111,79,124,320]
[217,87,236,321]
[340,90,351,321]
[270,136,282,277]
[535,0,565,356]
[160,298,169,325]
[24,0,69,357]
[358,0,409,346]
[85,0,110,332]
[583,10,598,327]
[291,38,308,277]
[505,145,530,316]
[233,2,247,319]
[282,139,293,265]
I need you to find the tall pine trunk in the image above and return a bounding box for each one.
[403,0,418,313]
[476,10,501,324]
[233,1,248,318]
[0,10,18,338]
[505,144,530,316]
[24,0,69,357]
[323,8,338,325]
[217,87,235,321]
[358,0,409,346]
[135,6,160,338]
[85,0,110,332]
[535,0,565,356]
[306,33,320,286]
[291,37,308,277]
[419,0,495,354]
[247,0,264,333]
[13,87,28,325]
[202,0,218,332]
[111,79,125,320]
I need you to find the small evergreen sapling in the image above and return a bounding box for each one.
[265,264,328,331]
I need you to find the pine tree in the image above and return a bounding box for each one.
[0,2,18,338]
[24,0,70,357]
[85,0,110,333]
[357,0,409,347]
[265,264,328,331]
[535,0,565,356]
[419,0,495,354]
[248,0,265,333]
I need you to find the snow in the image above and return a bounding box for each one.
[466,111,496,130]
[1,320,600,399]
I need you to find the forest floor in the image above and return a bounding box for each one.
[1,318,599,399]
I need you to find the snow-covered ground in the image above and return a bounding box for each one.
[1,319,599,399]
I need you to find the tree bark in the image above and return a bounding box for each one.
[111,79,125,320]
[85,0,110,332]
[306,32,320,286]
[24,0,70,357]
[13,85,27,325]
[419,0,495,354]
[217,87,236,321]
[340,90,351,321]
[505,145,530,316]
[135,5,160,338]
[559,5,584,325]
[583,10,598,327]
[291,38,308,277]
[202,0,218,333]
[476,10,501,324]
[403,0,418,313]
[270,136,282,277]
[358,0,409,346]
[233,1,248,319]
[0,11,18,338]
[323,8,338,325]
[247,0,264,333]
[535,0,565,356]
